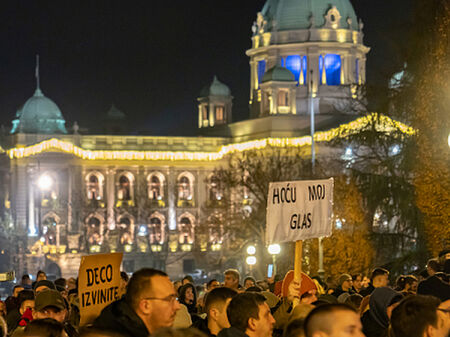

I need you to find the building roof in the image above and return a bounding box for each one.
[200,76,231,97]
[10,88,67,134]
[262,65,296,82]
[260,0,359,31]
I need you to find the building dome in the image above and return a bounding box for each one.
[11,88,67,134]
[262,66,296,83]
[260,0,359,31]
[200,76,231,97]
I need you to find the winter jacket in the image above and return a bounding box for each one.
[93,298,149,337]
[191,316,215,337]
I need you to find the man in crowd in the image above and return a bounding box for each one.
[244,277,256,289]
[207,279,220,292]
[21,275,32,289]
[303,303,365,337]
[33,280,56,294]
[218,292,275,337]
[426,259,440,277]
[7,290,35,335]
[390,295,450,337]
[352,274,363,293]
[193,287,237,336]
[223,269,240,291]
[94,268,180,337]
[4,285,24,313]
[332,274,354,298]
[359,268,389,297]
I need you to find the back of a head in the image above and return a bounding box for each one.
[125,268,167,309]
[227,292,266,332]
[152,327,208,337]
[18,289,35,307]
[371,267,389,281]
[304,303,356,337]
[204,287,238,314]
[427,259,440,273]
[79,327,126,337]
[23,318,64,337]
[390,295,441,337]
[182,275,194,284]
[283,318,305,337]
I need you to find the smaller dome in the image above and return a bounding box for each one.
[262,66,296,83]
[200,76,231,97]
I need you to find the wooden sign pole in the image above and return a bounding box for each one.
[293,240,303,307]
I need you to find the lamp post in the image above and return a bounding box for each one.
[267,243,281,276]
[246,245,256,274]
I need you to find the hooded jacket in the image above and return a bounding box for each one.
[361,287,403,337]
[93,298,149,337]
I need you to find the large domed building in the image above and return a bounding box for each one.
[0,0,403,279]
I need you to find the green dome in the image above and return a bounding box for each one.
[11,88,67,134]
[106,104,126,119]
[262,66,296,82]
[200,76,231,97]
[260,0,359,31]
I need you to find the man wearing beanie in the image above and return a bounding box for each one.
[332,274,355,298]
[33,280,56,294]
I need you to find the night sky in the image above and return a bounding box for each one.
[0,1,413,136]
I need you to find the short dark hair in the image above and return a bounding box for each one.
[304,304,356,337]
[125,268,167,310]
[54,278,66,288]
[244,276,256,285]
[370,267,389,281]
[204,287,237,314]
[245,286,263,292]
[283,318,305,337]
[227,292,266,332]
[207,279,218,289]
[183,275,194,284]
[224,269,240,281]
[390,295,441,337]
[352,273,363,281]
[427,259,440,273]
[36,270,46,277]
[18,289,35,307]
[120,271,129,282]
[21,274,30,282]
[23,318,64,337]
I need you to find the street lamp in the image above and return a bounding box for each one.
[246,256,257,266]
[267,244,281,276]
[37,174,53,190]
[247,245,256,255]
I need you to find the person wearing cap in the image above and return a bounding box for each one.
[332,274,355,298]
[33,289,78,337]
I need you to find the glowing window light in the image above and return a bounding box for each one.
[268,244,281,255]
[138,225,148,236]
[38,174,53,190]
[247,245,256,255]
[257,60,266,85]
[336,219,343,229]
[319,54,341,86]
[284,55,301,84]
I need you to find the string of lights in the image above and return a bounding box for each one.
[6,113,415,161]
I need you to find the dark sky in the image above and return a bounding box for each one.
[0,1,413,136]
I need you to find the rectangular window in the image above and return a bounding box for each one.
[215,106,224,122]
[202,106,208,120]
[355,58,360,84]
[257,60,266,85]
[319,54,341,85]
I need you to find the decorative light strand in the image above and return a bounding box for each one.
[7,113,414,161]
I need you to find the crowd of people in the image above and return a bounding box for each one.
[0,250,449,337]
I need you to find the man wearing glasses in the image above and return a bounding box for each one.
[94,268,181,337]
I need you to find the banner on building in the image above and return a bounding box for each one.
[78,252,123,326]
[266,178,334,244]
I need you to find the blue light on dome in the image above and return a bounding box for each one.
[302,56,307,84]
[355,58,360,83]
[257,60,266,85]
[319,54,341,86]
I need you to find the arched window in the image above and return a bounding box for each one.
[117,173,134,201]
[86,216,102,245]
[147,172,165,200]
[178,214,195,244]
[278,91,289,107]
[118,216,134,245]
[177,172,195,202]
[215,106,225,123]
[319,54,341,85]
[208,175,222,202]
[86,172,104,200]
[149,213,165,244]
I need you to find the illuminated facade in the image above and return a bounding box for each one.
[0,0,388,278]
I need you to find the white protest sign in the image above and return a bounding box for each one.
[266,178,333,244]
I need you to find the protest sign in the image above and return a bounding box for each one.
[266,178,334,244]
[78,252,123,326]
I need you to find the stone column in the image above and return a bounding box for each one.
[106,168,116,230]
[27,167,36,236]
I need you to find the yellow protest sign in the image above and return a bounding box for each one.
[78,252,123,326]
